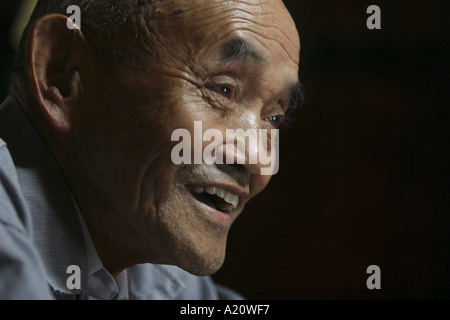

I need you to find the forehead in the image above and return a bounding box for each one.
[162,0,300,66]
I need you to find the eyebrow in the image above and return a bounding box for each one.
[280,81,304,128]
[288,82,304,111]
[219,38,265,63]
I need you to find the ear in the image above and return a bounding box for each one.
[27,14,85,133]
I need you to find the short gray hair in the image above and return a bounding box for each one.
[10,0,178,98]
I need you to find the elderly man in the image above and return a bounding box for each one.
[0,0,301,299]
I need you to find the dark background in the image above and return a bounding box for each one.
[1,1,449,299]
[0,0,21,101]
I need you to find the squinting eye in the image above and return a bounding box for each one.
[265,115,284,128]
[213,85,235,99]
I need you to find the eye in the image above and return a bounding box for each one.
[265,115,284,128]
[211,85,235,99]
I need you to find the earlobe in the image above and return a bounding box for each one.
[27,14,84,133]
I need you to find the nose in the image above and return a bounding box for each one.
[214,127,277,199]
[215,124,279,177]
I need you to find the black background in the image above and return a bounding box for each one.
[1,0,449,299]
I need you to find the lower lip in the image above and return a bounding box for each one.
[189,192,233,226]
[199,201,232,226]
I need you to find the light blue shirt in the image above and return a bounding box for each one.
[0,139,53,299]
[74,197,130,300]
[0,96,242,300]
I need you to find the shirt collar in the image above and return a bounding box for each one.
[72,196,129,300]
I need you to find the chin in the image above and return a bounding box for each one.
[181,257,226,277]
[170,236,229,277]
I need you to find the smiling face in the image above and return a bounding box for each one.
[73,0,300,276]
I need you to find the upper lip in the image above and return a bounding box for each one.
[187,182,249,212]
[184,165,250,211]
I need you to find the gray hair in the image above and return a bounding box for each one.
[10,0,181,99]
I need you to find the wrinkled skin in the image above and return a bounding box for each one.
[29,0,300,277]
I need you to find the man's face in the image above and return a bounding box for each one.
[78,0,300,276]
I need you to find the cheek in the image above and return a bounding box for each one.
[249,174,272,199]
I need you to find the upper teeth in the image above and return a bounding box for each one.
[193,186,239,208]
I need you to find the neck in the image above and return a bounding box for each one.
[70,181,150,277]
[50,141,160,277]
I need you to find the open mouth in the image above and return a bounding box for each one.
[189,186,240,213]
